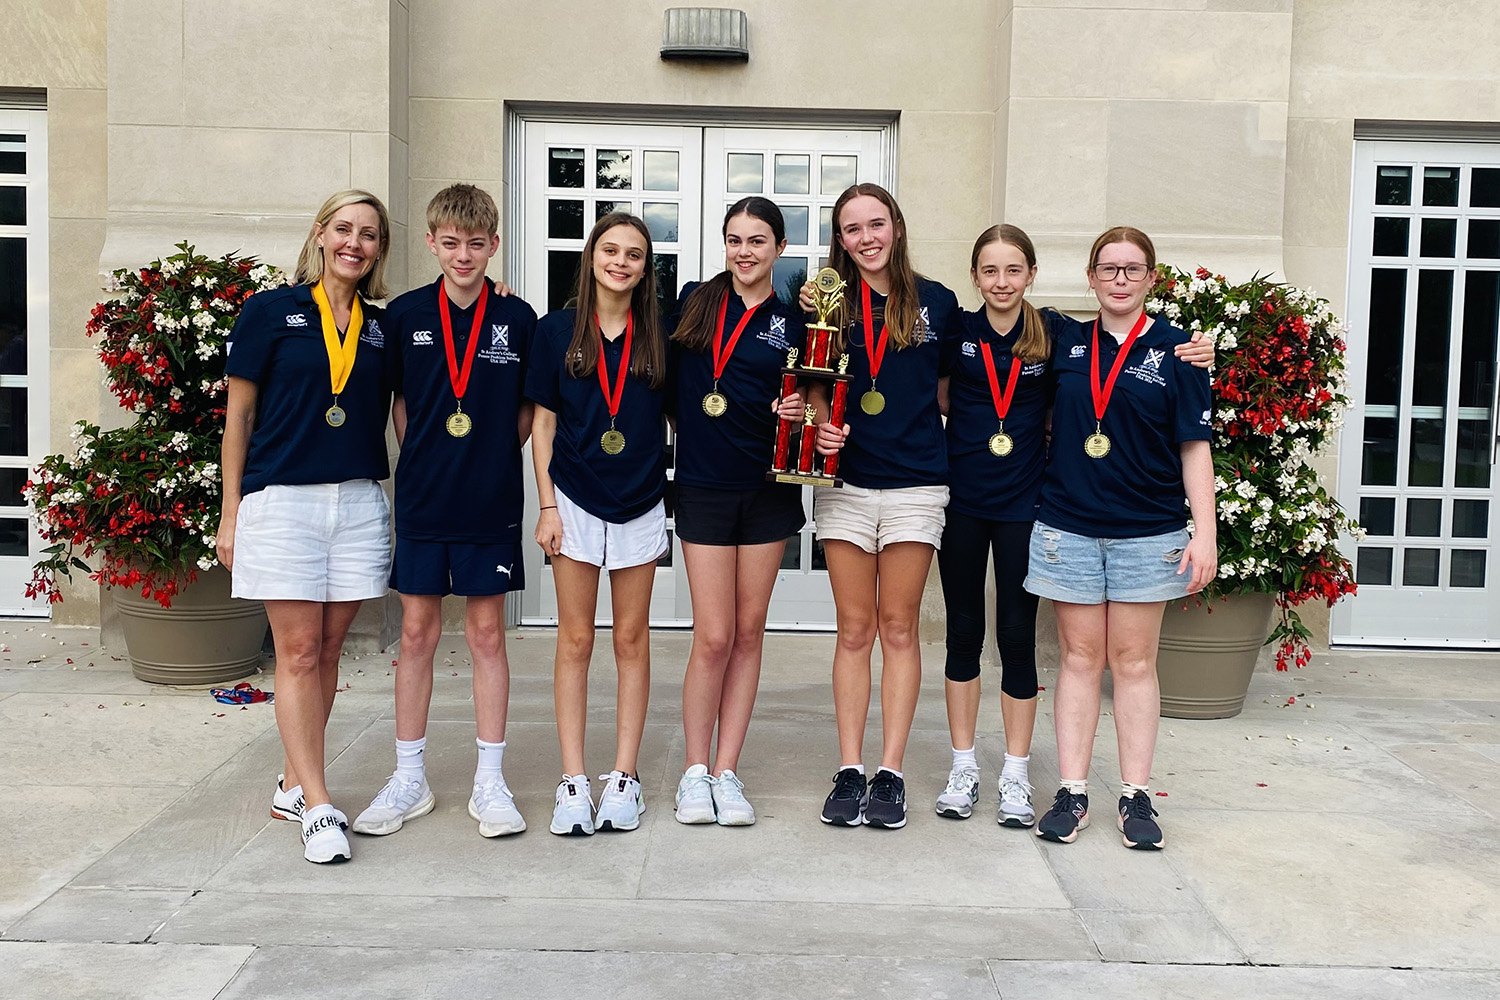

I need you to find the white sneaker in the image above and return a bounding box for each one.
[351,772,434,836]
[271,774,304,821]
[596,770,645,832]
[674,764,716,824]
[998,775,1036,828]
[550,775,595,836]
[301,804,351,864]
[469,775,526,837]
[935,766,980,819]
[711,769,755,826]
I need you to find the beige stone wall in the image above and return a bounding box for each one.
[0,0,108,621]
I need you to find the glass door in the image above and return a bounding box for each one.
[0,110,48,617]
[1334,141,1500,646]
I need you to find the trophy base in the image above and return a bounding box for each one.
[782,366,850,380]
[767,470,843,488]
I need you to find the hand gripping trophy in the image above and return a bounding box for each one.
[767,267,853,486]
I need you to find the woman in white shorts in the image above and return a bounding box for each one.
[217,189,394,863]
[525,213,668,837]
[805,184,962,830]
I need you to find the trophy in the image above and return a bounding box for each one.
[768,267,852,487]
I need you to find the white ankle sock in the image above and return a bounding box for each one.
[1001,753,1030,782]
[475,738,505,782]
[395,737,426,782]
[1121,780,1150,798]
[1060,778,1087,795]
[876,766,903,779]
[952,746,978,772]
[841,763,866,775]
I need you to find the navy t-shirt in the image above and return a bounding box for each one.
[385,277,538,544]
[836,277,961,489]
[667,281,808,490]
[225,284,391,496]
[524,309,666,523]
[941,308,1061,522]
[1037,314,1213,538]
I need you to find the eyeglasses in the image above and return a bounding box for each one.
[1092,263,1152,282]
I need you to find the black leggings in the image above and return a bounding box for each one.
[936,512,1039,698]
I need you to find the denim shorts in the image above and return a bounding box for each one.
[1022,521,1192,605]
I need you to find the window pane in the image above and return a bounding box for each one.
[1408,417,1445,487]
[597,149,632,190]
[780,205,809,245]
[1419,217,1457,257]
[1473,168,1500,208]
[819,206,833,246]
[1459,271,1497,408]
[654,253,678,319]
[1364,269,1406,407]
[643,202,679,243]
[0,187,22,225]
[1359,496,1395,536]
[1453,499,1489,538]
[780,534,801,570]
[1405,497,1442,536]
[0,517,24,556]
[774,154,810,195]
[548,199,583,240]
[820,155,857,195]
[0,237,25,376]
[1467,220,1500,259]
[1422,166,1460,207]
[548,147,584,188]
[1451,550,1486,588]
[0,467,23,506]
[1372,217,1409,257]
[1456,419,1493,488]
[0,387,25,455]
[596,200,631,220]
[773,257,808,308]
[1361,416,1398,486]
[1376,165,1412,206]
[1356,546,1393,585]
[1412,269,1453,407]
[547,250,580,313]
[642,150,678,191]
[1402,548,1440,587]
[727,153,763,193]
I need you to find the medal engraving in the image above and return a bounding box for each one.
[860,389,885,415]
[988,431,1013,457]
[702,391,728,417]
[325,405,346,428]
[446,411,472,438]
[601,429,626,455]
[1084,432,1111,459]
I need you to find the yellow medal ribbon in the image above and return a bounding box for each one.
[311,281,363,396]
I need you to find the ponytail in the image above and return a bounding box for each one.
[670,272,734,353]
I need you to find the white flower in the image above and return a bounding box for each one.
[169,431,190,452]
[197,554,217,571]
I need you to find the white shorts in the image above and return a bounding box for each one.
[813,483,949,554]
[231,480,392,602]
[555,486,667,570]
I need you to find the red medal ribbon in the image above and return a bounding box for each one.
[979,341,1024,425]
[438,278,488,404]
[712,293,761,382]
[860,279,890,383]
[596,311,634,421]
[1090,311,1151,423]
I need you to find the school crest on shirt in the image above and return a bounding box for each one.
[361,319,384,348]
[919,307,937,344]
[1144,348,1165,370]
[1126,347,1168,387]
[479,323,518,365]
[492,324,509,348]
[757,313,791,352]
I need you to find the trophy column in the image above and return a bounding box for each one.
[767,267,852,488]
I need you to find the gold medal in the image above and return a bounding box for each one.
[988,430,1013,457]
[702,391,728,417]
[1084,432,1111,459]
[601,428,626,455]
[860,389,885,415]
[446,411,472,438]
[325,404,346,428]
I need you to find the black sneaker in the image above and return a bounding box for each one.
[1034,787,1089,843]
[820,767,867,826]
[864,770,907,829]
[1118,791,1164,850]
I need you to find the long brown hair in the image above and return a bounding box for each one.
[827,183,924,352]
[970,224,1050,364]
[566,212,665,390]
[673,197,787,352]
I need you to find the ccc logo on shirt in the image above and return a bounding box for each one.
[286,313,308,327]
[412,330,434,345]
[1069,344,1086,358]
[961,342,977,357]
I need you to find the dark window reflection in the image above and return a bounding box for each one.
[0,517,24,556]
[1422,167,1460,207]
[1376,166,1412,206]
[0,237,25,376]
[547,250,581,313]
[1411,270,1453,408]
[1358,496,1395,536]
[1372,217,1409,257]
[1364,269,1406,407]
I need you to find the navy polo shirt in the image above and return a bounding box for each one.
[1037,314,1213,538]
[941,308,1061,522]
[524,308,666,523]
[836,277,961,489]
[667,282,808,490]
[225,284,390,496]
[385,277,538,544]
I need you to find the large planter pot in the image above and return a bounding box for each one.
[112,564,268,686]
[1156,592,1276,720]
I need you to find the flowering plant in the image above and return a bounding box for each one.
[1148,266,1362,670]
[25,244,285,606]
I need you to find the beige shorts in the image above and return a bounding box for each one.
[813,484,949,554]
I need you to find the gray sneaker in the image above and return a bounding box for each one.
[935,766,980,819]
[998,775,1036,828]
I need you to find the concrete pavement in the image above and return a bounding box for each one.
[1,624,1498,998]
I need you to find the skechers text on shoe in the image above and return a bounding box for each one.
[301,804,351,864]
[271,774,304,821]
